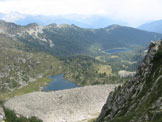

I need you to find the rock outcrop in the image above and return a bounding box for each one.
[0,105,4,122]
[118,70,136,78]
[5,84,118,122]
[97,40,162,122]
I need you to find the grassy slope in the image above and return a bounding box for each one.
[0,78,52,101]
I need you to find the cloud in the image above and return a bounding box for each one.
[112,0,162,26]
[0,0,106,15]
[2,12,25,22]
[0,0,162,26]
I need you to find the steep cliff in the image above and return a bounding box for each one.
[97,40,162,122]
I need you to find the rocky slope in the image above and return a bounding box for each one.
[4,84,118,122]
[97,40,162,122]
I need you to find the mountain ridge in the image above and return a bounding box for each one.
[97,40,162,122]
[0,20,161,57]
[138,20,162,34]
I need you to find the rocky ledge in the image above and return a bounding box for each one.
[4,84,118,122]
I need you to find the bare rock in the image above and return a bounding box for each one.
[5,84,118,122]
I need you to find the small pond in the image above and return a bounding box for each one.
[107,48,130,54]
[43,74,79,91]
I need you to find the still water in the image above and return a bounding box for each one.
[43,74,79,91]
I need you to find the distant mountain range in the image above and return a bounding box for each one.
[1,20,123,92]
[138,20,162,34]
[13,15,127,29]
[0,20,162,57]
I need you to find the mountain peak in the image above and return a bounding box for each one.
[138,20,162,34]
[105,24,121,29]
[0,20,6,24]
[25,23,40,28]
[59,24,71,28]
[47,23,58,28]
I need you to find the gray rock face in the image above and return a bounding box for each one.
[0,115,3,122]
[97,41,162,122]
[118,70,136,78]
[0,105,4,122]
[5,84,118,122]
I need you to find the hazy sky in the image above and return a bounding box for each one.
[0,0,162,26]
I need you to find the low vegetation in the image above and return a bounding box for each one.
[3,107,42,122]
[63,56,115,85]
[0,77,52,101]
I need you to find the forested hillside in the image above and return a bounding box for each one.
[138,20,162,34]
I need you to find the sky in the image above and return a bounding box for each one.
[0,0,162,27]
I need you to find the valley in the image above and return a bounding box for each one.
[0,20,155,97]
[1,0,162,121]
[0,19,162,122]
[2,40,162,122]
